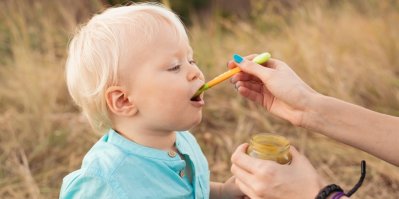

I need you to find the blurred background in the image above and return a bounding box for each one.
[0,0,398,198]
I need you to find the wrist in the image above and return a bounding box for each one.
[219,182,231,199]
[220,183,226,199]
[299,93,327,130]
[313,175,329,198]
[210,182,224,199]
[316,161,366,199]
[316,184,344,199]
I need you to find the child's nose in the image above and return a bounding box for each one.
[187,67,203,81]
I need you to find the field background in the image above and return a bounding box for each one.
[0,0,399,198]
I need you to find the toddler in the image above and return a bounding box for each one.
[60,3,241,199]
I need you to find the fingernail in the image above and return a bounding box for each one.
[233,54,244,63]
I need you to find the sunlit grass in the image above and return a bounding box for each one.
[0,0,398,198]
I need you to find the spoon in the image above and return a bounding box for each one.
[191,52,271,100]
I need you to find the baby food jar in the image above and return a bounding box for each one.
[246,133,292,165]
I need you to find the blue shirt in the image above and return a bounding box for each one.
[60,129,210,199]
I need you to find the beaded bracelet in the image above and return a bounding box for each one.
[331,192,345,199]
[315,184,343,199]
[315,160,366,199]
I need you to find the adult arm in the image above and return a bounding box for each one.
[230,55,399,166]
[304,94,399,165]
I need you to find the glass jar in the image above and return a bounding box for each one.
[247,133,292,164]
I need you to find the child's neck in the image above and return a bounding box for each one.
[115,127,177,151]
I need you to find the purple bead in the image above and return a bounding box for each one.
[332,192,345,199]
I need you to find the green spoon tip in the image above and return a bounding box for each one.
[191,84,209,100]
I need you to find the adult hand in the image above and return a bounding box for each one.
[231,144,325,199]
[229,55,317,126]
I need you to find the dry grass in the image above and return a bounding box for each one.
[0,0,398,198]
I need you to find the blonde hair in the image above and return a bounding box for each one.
[66,3,187,132]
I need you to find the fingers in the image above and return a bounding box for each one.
[231,72,262,84]
[231,164,257,190]
[228,55,286,71]
[237,86,263,104]
[231,164,262,199]
[227,61,236,69]
[289,145,300,156]
[262,58,281,69]
[245,54,259,60]
[233,56,274,82]
[231,73,265,104]
[230,144,252,174]
[289,146,313,167]
[288,146,302,164]
[231,144,277,199]
[227,54,258,69]
[236,81,263,93]
[231,143,249,163]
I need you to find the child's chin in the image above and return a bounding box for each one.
[193,117,202,126]
[179,117,202,131]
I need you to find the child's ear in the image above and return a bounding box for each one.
[105,86,138,117]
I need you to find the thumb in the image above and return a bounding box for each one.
[289,146,300,158]
[289,146,308,165]
[233,54,273,81]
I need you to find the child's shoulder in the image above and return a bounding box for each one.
[60,132,129,198]
[80,133,128,175]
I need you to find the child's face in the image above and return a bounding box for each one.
[120,24,205,132]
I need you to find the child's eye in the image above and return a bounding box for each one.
[189,60,196,65]
[168,65,181,72]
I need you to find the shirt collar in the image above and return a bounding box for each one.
[104,129,186,161]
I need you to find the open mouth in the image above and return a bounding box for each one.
[191,84,205,102]
[190,95,202,102]
[190,93,204,107]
